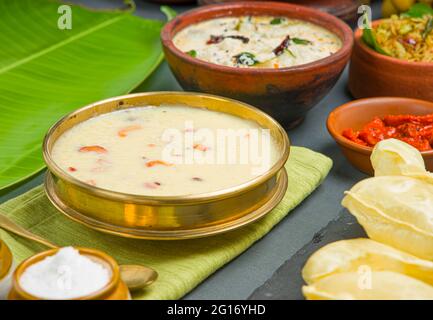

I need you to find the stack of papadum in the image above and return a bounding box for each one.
[302,139,433,300]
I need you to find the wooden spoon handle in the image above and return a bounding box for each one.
[0,212,58,249]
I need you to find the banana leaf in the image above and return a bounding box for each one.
[0,0,175,192]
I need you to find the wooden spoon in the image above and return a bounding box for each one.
[0,213,158,291]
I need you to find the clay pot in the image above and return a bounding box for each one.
[161,1,353,128]
[148,0,196,4]
[198,0,361,25]
[327,97,433,175]
[349,24,433,102]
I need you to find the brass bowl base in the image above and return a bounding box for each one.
[44,169,288,240]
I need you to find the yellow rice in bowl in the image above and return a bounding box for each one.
[374,15,433,62]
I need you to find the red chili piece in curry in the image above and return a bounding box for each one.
[342,114,433,151]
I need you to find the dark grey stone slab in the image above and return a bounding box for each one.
[248,211,366,300]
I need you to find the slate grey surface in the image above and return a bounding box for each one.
[0,0,382,300]
[248,210,366,300]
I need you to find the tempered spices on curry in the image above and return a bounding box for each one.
[342,114,433,151]
[173,16,342,68]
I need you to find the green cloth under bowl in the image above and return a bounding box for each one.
[0,146,332,299]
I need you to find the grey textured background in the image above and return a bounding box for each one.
[0,0,381,299]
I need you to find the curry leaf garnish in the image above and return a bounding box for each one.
[423,17,433,40]
[402,3,433,18]
[233,52,259,66]
[270,17,284,25]
[186,50,197,57]
[361,12,390,56]
[292,37,312,45]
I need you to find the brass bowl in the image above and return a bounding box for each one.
[0,239,13,299]
[43,92,290,240]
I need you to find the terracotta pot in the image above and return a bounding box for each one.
[198,0,361,25]
[349,24,433,102]
[161,1,353,128]
[8,247,130,300]
[148,0,195,4]
[327,97,433,175]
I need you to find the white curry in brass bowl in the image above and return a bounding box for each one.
[52,105,279,197]
[43,92,289,239]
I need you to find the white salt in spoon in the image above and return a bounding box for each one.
[0,214,158,291]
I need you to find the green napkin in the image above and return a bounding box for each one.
[0,146,331,299]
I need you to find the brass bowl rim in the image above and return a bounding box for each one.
[43,91,290,204]
[12,247,120,300]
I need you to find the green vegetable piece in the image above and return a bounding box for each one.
[399,24,413,35]
[270,17,284,25]
[361,12,390,56]
[233,52,259,66]
[402,3,433,18]
[292,37,312,45]
[423,17,433,40]
[186,50,197,57]
[234,18,242,31]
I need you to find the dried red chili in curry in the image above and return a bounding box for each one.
[342,114,433,152]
